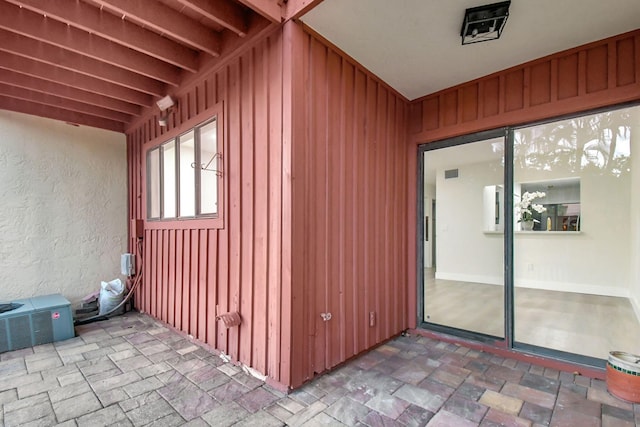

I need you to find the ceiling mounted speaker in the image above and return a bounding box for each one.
[461,1,511,45]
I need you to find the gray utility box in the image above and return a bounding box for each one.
[0,294,75,353]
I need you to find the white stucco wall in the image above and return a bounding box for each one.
[0,110,127,305]
[435,153,632,297]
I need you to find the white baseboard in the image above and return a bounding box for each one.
[435,272,502,285]
[434,271,630,298]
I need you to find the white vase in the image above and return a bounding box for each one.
[521,220,534,231]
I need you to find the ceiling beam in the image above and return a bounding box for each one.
[176,0,249,36]
[0,51,152,106]
[0,83,132,123]
[0,96,125,132]
[0,69,141,116]
[0,30,165,96]
[236,0,281,23]
[0,2,181,86]
[284,0,324,20]
[92,0,222,56]
[6,0,199,72]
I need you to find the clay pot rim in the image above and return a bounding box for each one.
[609,351,640,374]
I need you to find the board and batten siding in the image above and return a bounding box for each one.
[409,29,640,144]
[127,20,411,389]
[288,23,411,386]
[127,27,290,386]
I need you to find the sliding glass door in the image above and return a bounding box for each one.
[419,104,640,364]
[421,134,505,339]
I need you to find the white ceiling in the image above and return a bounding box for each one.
[301,0,640,101]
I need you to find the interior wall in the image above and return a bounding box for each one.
[0,110,127,304]
[434,154,631,296]
[631,124,640,319]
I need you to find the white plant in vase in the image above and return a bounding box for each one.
[516,191,547,230]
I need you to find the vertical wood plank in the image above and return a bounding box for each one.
[190,229,199,337]
[206,230,218,346]
[161,229,169,322]
[353,68,366,354]
[182,230,191,333]
[198,229,208,342]
[239,49,255,367]
[326,49,342,368]
[311,37,328,374]
[252,39,269,374]
[168,229,176,326]
[342,60,355,358]
[267,30,284,381]
[175,230,184,331]
[227,59,242,361]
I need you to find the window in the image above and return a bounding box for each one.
[146,112,223,226]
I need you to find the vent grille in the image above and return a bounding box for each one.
[32,311,54,346]
[8,316,32,350]
[0,319,8,353]
[445,169,459,179]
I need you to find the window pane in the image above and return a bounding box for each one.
[179,131,196,217]
[513,105,640,360]
[162,140,176,218]
[199,119,218,215]
[422,137,505,338]
[147,148,160,218]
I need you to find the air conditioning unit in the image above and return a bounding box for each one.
[0,294,75,353]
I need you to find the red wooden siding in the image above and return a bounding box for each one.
[288,23,410,387]
[409,30,640,143]
[127,28,290,386]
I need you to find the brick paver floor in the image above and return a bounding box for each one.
[0,312,638,426]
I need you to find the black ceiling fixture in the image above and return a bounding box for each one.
[461,1,511,45]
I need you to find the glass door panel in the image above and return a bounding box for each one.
[513,105,640,360]
[422,137,505,338]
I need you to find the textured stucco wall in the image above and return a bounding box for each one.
[0,110,127,305]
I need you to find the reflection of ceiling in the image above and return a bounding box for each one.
[302,0,640,100]
[521,177,580,191]
[423,137,504,186]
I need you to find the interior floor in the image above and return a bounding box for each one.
[423,269,640,360]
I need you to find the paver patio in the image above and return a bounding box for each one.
[0,312,637,426]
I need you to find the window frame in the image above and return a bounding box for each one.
[143,102,224,230]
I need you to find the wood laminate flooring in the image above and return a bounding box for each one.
[424,271,640,360]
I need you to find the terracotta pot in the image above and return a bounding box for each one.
[606,351,640,403]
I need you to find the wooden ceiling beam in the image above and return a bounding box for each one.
[0,83,132,123]
[0,29,165,96]
[6,0,199,72]
[0,2,181,86]
[0,96,125,132]
[92,0,222,56]
[0,51,153,107]
[0,69,141,116]
[176,0,249,36]
[236,0,281,23]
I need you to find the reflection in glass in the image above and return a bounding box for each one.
[179,131,195,217]
[200,119,218,215]
[513,105,640,360]
[423,138,505,338]
[162,140,176,218]
[148,148,160,218]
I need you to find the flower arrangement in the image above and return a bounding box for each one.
[516,191,547,223]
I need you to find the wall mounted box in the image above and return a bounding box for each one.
[0,294,74,353]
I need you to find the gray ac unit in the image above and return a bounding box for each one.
[0,294,75,353]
